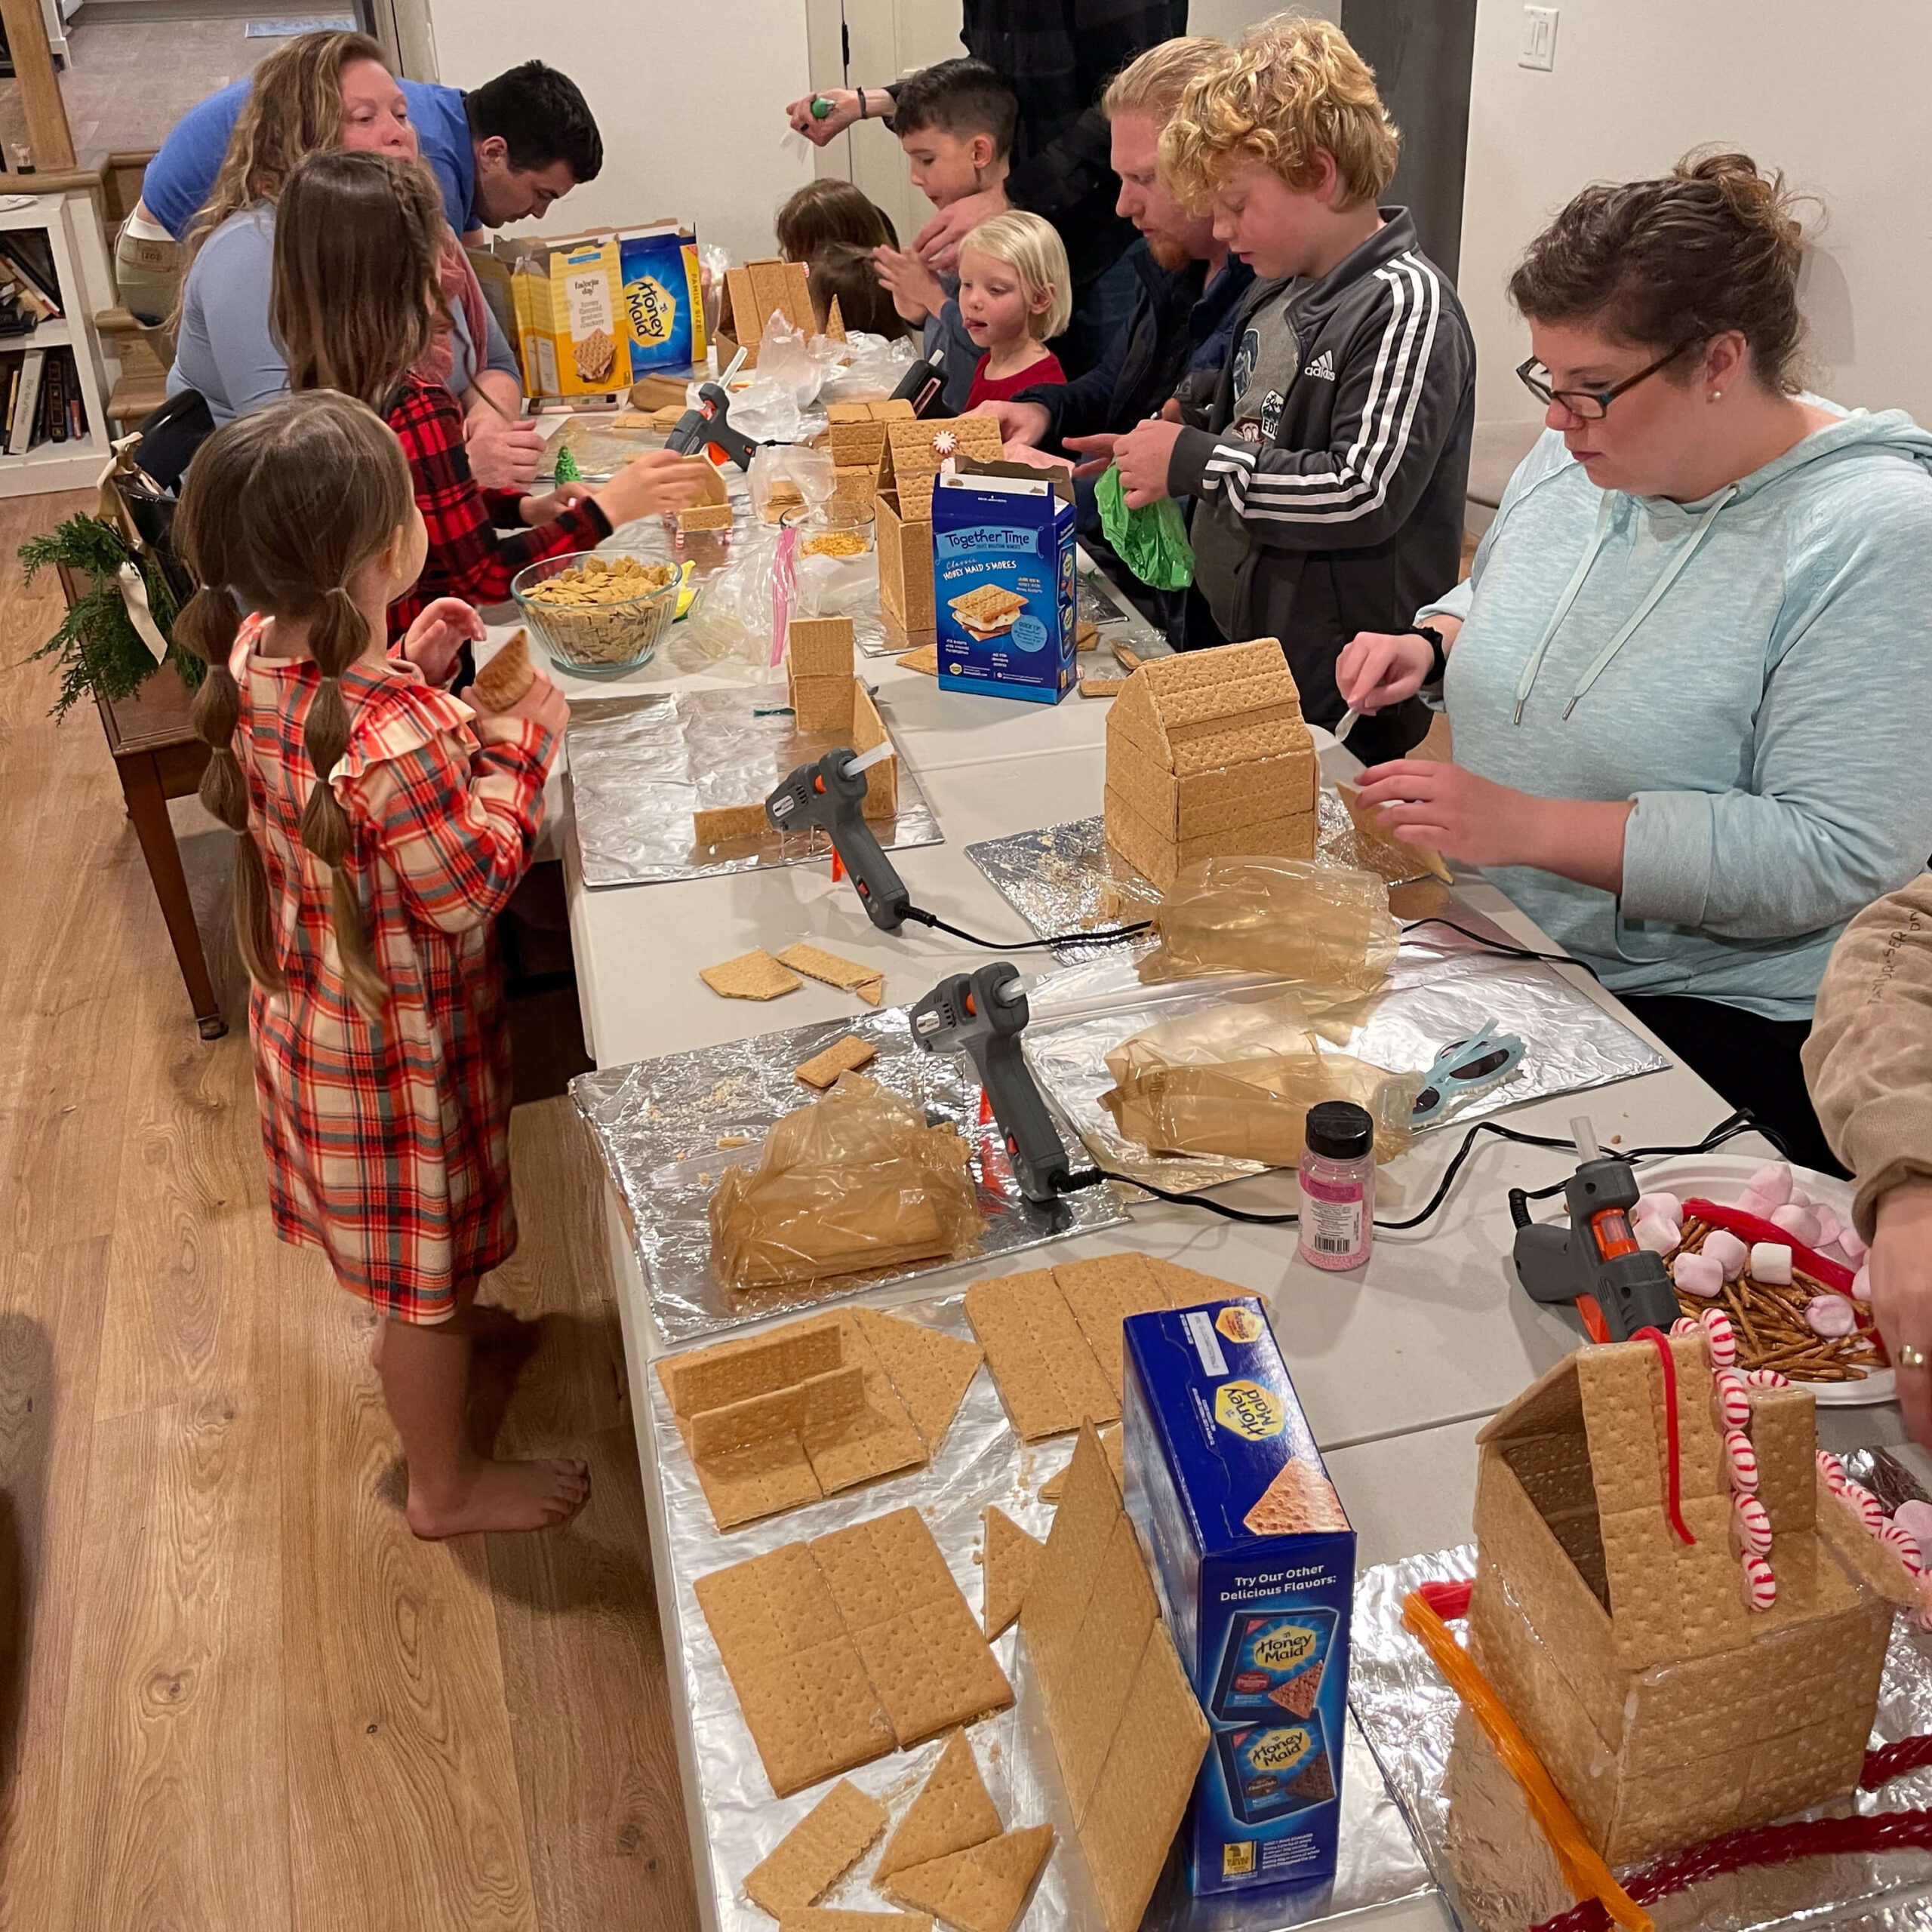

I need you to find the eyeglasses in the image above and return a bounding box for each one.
[1515,342,1697,420]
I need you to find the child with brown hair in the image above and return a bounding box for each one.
[175,388,589,1537]
[806,242,911,340]
[775,176,897,260]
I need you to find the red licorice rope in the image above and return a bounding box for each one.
[1631,1326,1695,1546]
[1530,1808,1932,1932]
[1416,1580,1472,1621]
[1863,1734,1932,1789]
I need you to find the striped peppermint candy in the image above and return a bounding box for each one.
[1724,1426,1760,1494]
[1712,1367,1751,1432]
[1669,1317,1700,1338]
[1878,1520,1927,1578]
[1817,1449,1847,1493]
[1843,1482,1888,1537]
[1744,1367,1790,1389]
[1731,1494,1773,1558]
[1740,1550,1777,1611]
[1699,1306,1738,1368]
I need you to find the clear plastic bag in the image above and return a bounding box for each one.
[821,331,917,404]
[686,524,783,668]
[749,442,835,525]
[1151,857,1399,997]
[1098,995,1423,1167]
[699,242,729,346]
[709,1074,982,1293]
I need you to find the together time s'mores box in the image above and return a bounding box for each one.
[1123,1299,1355,1897]
[930,462,1078,704]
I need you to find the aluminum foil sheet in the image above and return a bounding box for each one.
[654,1287,1433,1932]
[1351,1545,1932,1932]
[1080,559,1175,659]
[563,684,941,888]
[1015,911,1669,1194]
[571,1002,1128,1344]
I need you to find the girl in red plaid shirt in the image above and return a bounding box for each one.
[272,149,705,657]
[175,390,592,1537]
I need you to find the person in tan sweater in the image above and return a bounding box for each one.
[1804,872,1932,1443]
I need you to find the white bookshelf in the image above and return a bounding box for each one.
[0,190,113,497]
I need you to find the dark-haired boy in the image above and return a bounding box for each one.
[871,57,1019,414]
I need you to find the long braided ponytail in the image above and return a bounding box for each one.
[174,392,414,1023]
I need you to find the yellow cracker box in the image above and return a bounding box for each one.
[506,230,626,401]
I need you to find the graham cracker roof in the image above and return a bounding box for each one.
[1108,639,1312,779]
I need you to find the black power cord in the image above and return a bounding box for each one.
[903,906,1153,952]
[1051,1107,1788,1238]
[1401,917,1602,981]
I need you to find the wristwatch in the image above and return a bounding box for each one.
[1410,623,1448,688]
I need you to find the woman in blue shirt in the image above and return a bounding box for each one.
[1337,153,1932,1171]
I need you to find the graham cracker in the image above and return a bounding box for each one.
[700,949,802,1001]
[1051,1510,1158,1822]
[897,645,939,675]
[796,1035,880,1091]
[792,671,857,735]
[884,1826,1053,1932]
[778,1914,934,1932]
[1050,1254,1181,1398]
[1023,1424,1121,1701]
[807,1312,927,1496]
[688,1435,826,1531]
[964,1269,1120,1442]
[1335,779,1452,886]
[1243,1457,1350,1535]
[875,1729,1001,1880]
[1075,620,1099,651]
[659,1319,846,1418]
[949,584,1026,625]
[694,801,772,846]
[687,1362,866,1460]
[811,1507,1013,1748]
[694,1542,896,1795]
[979,1506,1043,1638]
[850,1309,983,1454]
[1039,1425,1119,1501]
[677,501,736,532]
[1080,677,1125,700]
[1111,642,1143,672]
[745,1778,889,1915]
[885,416,1004,485]
[1147,1257,1242,1306]
[790,617,857,678]
[470,629,533,712]
[777,945,887,1005]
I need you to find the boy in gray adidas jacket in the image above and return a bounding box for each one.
[1112,18,1474,763]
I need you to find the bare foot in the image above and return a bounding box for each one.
[404,1456,592,1538]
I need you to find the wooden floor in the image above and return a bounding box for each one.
[0,491,701,1930]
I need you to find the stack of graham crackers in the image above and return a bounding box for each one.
[657,1306,983,1531]
[1103,639,1320,890]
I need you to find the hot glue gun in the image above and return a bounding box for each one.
[911,964,1072,1205]
[1510,1115,1681,1343]
[666,380,761,471]
[764,745,909,933]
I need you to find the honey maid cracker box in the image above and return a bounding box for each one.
[931,461,1078,704]
[1123,1298,1355,1897]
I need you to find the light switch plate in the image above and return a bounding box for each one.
[1521,5,1558,69]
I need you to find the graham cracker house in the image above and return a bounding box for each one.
[1466,1334,1908,1867]
[875,416,1005,641]
[783,617,899,821]
[1103,640,1319,890]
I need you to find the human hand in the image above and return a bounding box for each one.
[500,665,570,737]
[1160,397,1182,422]
[1336,630,1434,713]
[873,245,943,324]
[465,405,543,494]
[1063,431,1121,478]
[912,186,1010,274]
[595,450,709,528]
[1349,760,1537,867]
[999,441,1072,472]
[1869,1180,1932,1447]
[400,597,484,688]
[970,398,1051,448]
[786,88,861,144]
[519,480,596,525]
[1113,416,1185,506]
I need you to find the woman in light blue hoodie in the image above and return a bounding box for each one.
[1338,153,1932,1173]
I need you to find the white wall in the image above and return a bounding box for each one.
[422,0,815,263]
[1459,0,1932,432]
[1189,0,1338,39]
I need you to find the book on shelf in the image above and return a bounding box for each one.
[0,232,63,315]
[0,346,87,456]
[8,346,45,456]
[44,352,65,443]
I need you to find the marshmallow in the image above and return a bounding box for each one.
[1724,1426,1760,1494]
[1743,1366,1789,1389]
[1770,1203,1823,1250]
[1700,1306,1738,1367]
[1894,1499,1932,1563]
[1817,1448,1847,1493]
[1731,1494,1773,1558]
[1712,1367,1752,1431]
[1672,1250,1725,1297]
[1635,1192,1683,1230]
[1750,1242,1795,1286]
[1740,1550,1777,1611]
[1788,1186,1814,1211]
[1804,1294,1857,1339]
[1737,1189,1777,1223]
[1704,1229,1748,1282]
[1634,1214,1679,1257]
[1843,1481,1887,1536]
[1813,1207,1843,1249]
[1841,1224,1870,1266]
[1748,1161,1794,1209]
[1879,1519,1927,1577]
[1854,1264,1871,1303]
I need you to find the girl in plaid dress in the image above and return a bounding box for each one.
[175,390,590,1537]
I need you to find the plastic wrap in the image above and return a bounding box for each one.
[1099,994,1423,1166]
[709,1072,982,1293]
[749,441,836,525]
[1151,857,1400,996]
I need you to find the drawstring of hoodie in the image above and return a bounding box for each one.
[1512,485,1741,724]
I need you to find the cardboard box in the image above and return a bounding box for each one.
[931,463,1078,706]
[618,223,706,375]
[1123,1299,1354,1897]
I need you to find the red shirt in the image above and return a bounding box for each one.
[965,349,1066,412]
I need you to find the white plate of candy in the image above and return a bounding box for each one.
[1624,1154,1888,1406]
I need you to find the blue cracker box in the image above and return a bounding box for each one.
[617,223,705,377]
[1123,1299,1355,1897]
[930,463,1078,705]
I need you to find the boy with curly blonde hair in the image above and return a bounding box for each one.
[1112,14,1474,762]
